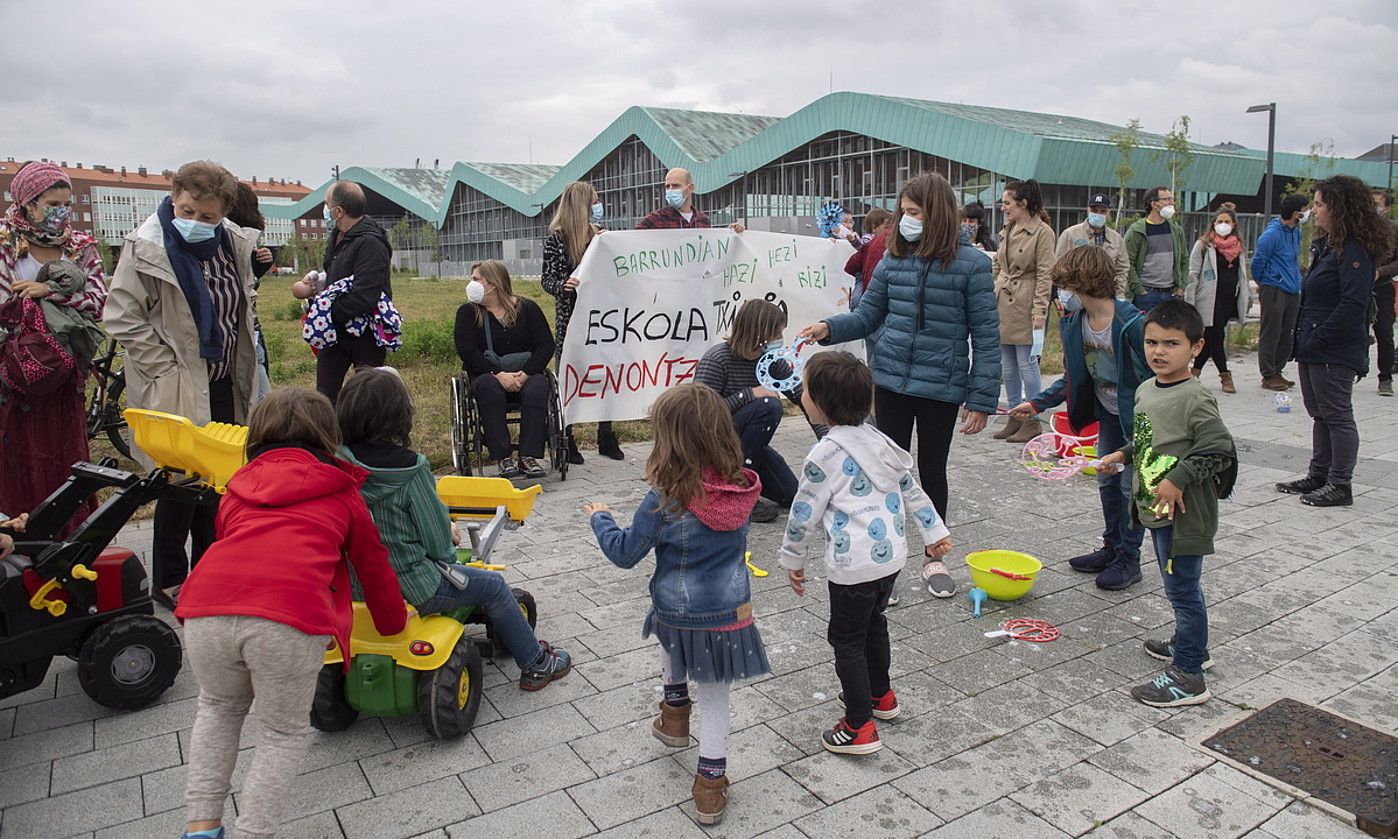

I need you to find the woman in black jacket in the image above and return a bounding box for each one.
[454,260,556,478]
[1276,175,1396,507]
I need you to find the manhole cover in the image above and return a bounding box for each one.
[1204,698,1397,837]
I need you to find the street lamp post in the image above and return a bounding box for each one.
[1246,103,1276,216]
[1389,133,1396,200]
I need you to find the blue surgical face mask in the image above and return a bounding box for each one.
[898,214,923,242]
[765,338,784,352]
[172,216,218,243]
[1087,212,1107,229]
[1058,288,1083,313]
[591,202,604,222]
[665,189,686,209]
[323,204,334,224]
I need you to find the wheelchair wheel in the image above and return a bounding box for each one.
[450,373,482,476]
[309,664,359,732]
[486,588,538,658]
[546,370,568,481]
[418,635,483,740]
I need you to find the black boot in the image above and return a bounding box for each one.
[564,426,584,466]
[597,422,624,461]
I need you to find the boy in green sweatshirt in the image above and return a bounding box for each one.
[1099,300,1237,707]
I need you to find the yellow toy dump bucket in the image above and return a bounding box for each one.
[965,550,1042,601]
[124,409,248,494]
[435,476,541,523]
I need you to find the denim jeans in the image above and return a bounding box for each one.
[827,571,898,727]
[732,397,798,507]
[418,567,544,670]
[1133,287,1176,314]
[1298,362,1359,486]
[1095,404,1143,565]
[1000,343,1041,408]
[1149,525,1207,674]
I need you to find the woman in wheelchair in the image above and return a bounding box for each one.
[453,260,556,479]
[337,369,572,692]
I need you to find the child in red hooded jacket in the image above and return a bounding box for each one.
[175,388,405,839]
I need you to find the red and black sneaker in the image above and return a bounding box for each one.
[837,689,902,721]
[821,717,882,755]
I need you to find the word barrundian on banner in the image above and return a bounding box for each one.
[559,228,859,424]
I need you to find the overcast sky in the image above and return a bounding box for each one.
[3,0,1395,187]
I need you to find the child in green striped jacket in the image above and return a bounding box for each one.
[336,368,572,691]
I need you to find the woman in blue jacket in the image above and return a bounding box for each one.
[800,173,1000,593]
[1276,175,1396,508]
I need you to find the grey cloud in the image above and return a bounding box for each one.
[2,0,1395,185]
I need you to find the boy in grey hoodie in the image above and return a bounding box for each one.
[780,352,952,755]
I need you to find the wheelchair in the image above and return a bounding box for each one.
[450,369,568,480]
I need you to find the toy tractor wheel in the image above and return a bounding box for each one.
[486,588,538,658]
[418,636,483,739]
[77,615,182,710]
[309,664,359,732]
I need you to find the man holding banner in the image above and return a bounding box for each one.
[637,168,746,233]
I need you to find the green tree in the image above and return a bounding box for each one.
[1151,115,1196,200]
[1285,140,1337,204]
[419,225,441,277]
[1108,118,1141,230]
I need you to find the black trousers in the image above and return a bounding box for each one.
[828,572,898,727]
[874,388,959,520]
[1194,324,1229,373]
[472,372,550,460]
[1374,281,1394,382]
[152,377,234,589]
[316,333,386,403]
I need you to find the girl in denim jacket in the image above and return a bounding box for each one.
[584,383,770,826]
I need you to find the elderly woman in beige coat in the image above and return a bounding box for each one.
[105,161,260,607]
[992,178,1056,442]
[1185,204,1252,393]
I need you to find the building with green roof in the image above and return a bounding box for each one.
[267,92,1390,273]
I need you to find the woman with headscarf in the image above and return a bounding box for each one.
[0,161,108,524]
[106,160,261,608]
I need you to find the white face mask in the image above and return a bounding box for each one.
[898,214,923,242]
[1299,209,1312,223]
[1214,222,1233,237]
[466,280,486,304]
[1159,205,1176,220]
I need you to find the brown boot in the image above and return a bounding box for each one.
[1220,372,1236,394]
[652,700,691,747]
[992,416,1023,440]
[692,773,729,825]
[1006,417,1042,443]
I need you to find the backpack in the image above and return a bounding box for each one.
[0,296,75,396]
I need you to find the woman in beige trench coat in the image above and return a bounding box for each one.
[105,161,260,607]
[992,178,1056,442]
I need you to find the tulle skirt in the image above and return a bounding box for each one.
[644,609,771,684]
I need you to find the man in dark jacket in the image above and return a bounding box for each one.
[1371,189,1398,394]
[318,180,395,401]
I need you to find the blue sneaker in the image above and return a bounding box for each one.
[1094,560,1142,591]
[1130,667,1210,708]
[181,828,225,839]
[519,642,571,691]
[1068,546,1113,573]
[1144,638,1214,671]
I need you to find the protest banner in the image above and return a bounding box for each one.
[559,228,859,424]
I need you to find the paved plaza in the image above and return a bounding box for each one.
[2,351,1395,839]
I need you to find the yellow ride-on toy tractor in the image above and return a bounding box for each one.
[309,476,542,740]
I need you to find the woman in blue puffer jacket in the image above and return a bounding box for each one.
[800,172,1000,594]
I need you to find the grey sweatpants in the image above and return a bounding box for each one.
[184,616,328,839]
[1257,285,1300,378]
[1298,362,1360,485]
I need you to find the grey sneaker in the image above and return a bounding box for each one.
[1380,380,1394,397]
[519,642,571,691]
[518,456,547,479]
[497,458,521,479]
[1144,638,1214,671]
[1130,667,1210,707]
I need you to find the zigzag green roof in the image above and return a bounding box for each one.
[263,91,1393,225]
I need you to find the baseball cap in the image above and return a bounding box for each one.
[1088,192,1110,208]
